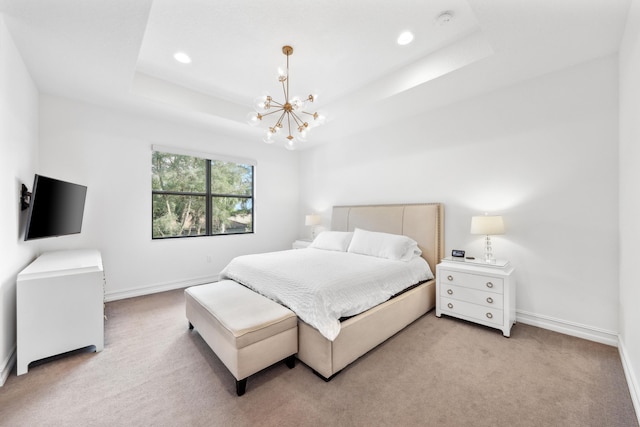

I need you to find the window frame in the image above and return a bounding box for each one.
[151,145,255,239]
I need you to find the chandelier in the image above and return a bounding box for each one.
[247,45,325,150]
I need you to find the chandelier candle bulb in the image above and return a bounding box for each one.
[246,112,261,127]
[249,45,324,149]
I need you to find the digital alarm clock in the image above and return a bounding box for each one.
[451,249,465,258]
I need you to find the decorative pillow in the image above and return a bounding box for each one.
[347,228,422,261]
[308,231,354,252]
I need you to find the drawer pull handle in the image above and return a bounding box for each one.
[486,282,494,289]
[447,275,453,281]
[447,303,453,309]
[486,312,493,319]
[447,289,453,295]
[486,297,494,304]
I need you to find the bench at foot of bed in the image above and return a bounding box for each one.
[185,280,298,396]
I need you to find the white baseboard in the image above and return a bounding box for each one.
[104,274,219,302]
[516,310,618,346]
[619,337,640,425]
[0,345,16,387]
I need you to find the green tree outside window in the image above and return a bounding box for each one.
[152,151,254,238]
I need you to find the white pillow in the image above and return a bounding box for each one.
[347,228,422,261]
[308,231,353,252]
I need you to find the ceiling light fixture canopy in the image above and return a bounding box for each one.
[247,45,325,150]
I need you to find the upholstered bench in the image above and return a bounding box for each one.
[184,280,298,396]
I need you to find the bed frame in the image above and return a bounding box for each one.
[296,203,444,379]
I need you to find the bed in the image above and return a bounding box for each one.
[223,203,443,379]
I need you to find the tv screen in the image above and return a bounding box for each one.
[24,174,87,241]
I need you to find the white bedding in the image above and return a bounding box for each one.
[219,248,434,341]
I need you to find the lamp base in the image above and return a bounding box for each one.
[483,235,495,264]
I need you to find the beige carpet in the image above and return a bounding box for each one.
[0,289,637,427]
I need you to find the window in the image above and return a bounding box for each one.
[151,148,254,239]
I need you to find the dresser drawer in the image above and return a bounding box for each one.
[440,284,503,309]
[439,269,504,294]
[440,297,503,326]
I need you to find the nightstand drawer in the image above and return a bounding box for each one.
[439,269,504,294]
[440,297,503,326]
[440,284,503,309]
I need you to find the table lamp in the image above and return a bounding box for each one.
[470,215,505,264]
[305,214,321,239]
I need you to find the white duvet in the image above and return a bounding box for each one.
[219,248,434,341]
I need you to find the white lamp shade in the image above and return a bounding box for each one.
[305,214,321,226]
[470,215,505,235]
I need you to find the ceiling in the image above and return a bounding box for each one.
[0,0,632,149]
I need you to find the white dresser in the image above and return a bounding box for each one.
[17,249,105,375]
[436,258,516,337]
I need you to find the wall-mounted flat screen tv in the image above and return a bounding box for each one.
[24,174,87,241]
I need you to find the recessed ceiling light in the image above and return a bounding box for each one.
[173,52,192,64]
[397,31,414,46]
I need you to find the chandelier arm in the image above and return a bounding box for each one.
[281,80,288,102]
[260,108,285,118]
[289,111,305,127]
[300,111,317,117]
[286,112,293,138]
[267,99,285,108]
[275,110,287,128]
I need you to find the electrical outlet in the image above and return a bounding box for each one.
[206,255,212,263]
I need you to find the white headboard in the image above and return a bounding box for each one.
[331,203,444,270]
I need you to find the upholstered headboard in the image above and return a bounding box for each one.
[331,203,444,271]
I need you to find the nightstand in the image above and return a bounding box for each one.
[436,258,516,337]
[292,239,312,249]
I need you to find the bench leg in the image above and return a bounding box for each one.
[285,355,296,369]
[236,378,247,396]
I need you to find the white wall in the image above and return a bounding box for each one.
[0,15,39,386]
[299,55,620,344]
[35,95,300,300]
[619,0,640,416]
